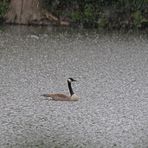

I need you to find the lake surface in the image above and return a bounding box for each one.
[0,26,148,148]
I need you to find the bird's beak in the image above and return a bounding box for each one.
[73,79,77,82]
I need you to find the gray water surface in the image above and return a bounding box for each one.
[0,26,148,148]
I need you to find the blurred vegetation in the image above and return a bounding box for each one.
[0,0,148,30]
[42,0,148,29]
[0,0,8,20]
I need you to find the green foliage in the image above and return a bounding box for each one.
[0,0,147,29]
[72,3,99,27]
[115,0,148,29]
[116,0,145,10]
[132,10,148,28]
[0,0,8,18]
[42,0,148,29]
[97,16,108,29]
[70,11,82,22]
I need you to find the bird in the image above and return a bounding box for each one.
[41,78,79,101]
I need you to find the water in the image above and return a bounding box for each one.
[0,26,148,148]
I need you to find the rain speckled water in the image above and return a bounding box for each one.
[0,26,148,148]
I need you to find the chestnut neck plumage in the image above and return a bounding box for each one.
[67,81,74,96]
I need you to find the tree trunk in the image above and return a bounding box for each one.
[5,0,69,25]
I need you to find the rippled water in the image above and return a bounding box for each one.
[0,26,148,148]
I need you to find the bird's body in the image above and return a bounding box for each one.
[42,93,79,101]
[41,78,79,101]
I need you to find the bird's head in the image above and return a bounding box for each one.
[67,78,77,83]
